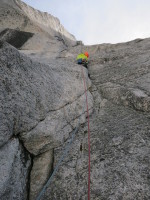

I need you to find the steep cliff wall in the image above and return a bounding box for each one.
[0,1,150,200]
[14,0,76,41]
[0,41,93,200]
[0,0,76,46]
[54,39,150,200]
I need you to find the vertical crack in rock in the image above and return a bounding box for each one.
[29,149,54,200]
[1,0,150,199]
[18,138,33,200]
[0,137,31,200]
[27,154,33,200]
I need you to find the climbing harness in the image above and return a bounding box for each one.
[36,66,91,200]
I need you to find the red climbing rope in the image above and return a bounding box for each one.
[81,67,91,200]
[36,66,91,200]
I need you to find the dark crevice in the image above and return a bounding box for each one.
[18,138,33,200]
[26,154,33,200]
[55,35,68,47]
[0,28,34,49]
[0,40,4,48]
[80,143,83,152]
[60,48,68,53]
[51,148,55,176]
[34,149,55,200]
[100,158,105,162]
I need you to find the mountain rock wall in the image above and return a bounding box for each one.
[0,1,150,200]
[0,41,93,200]
[0,0,76,46]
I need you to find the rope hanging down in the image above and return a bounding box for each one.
[81,67,91,200]
[36,67,91,200]
[36,125,81,200]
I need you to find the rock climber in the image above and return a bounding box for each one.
[76,52,89,68]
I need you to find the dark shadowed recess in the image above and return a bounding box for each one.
[0,28,34,49]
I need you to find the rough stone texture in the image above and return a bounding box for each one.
[30,150,53,200]
[42,39,150,199]
[0,0,76,46]
[0,1,150,200]
[20,91,93,156]
[0,41,60,146]
[14,0,76,43]
[0,40,93,199]
[0,2,93,199]
[0,41,92,147]
[0,138,31,200]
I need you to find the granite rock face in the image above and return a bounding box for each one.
[29,150,53,200]
[0,0,76,45]
[47,38,150,200]
[0,40,93,200]
[0,138,31,200]
[0,1,150,200]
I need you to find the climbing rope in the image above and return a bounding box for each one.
[36,66,91,200]
[81,67,91,200]
[36,125,81,200]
